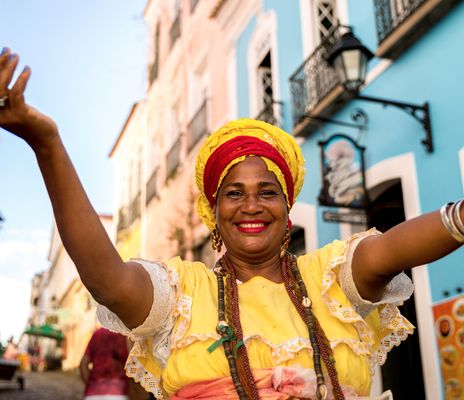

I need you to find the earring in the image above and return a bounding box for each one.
[280,227,291,258]
[211,225,223,253]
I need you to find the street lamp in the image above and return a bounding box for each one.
[326,31,374,92]
[326,29,433,153]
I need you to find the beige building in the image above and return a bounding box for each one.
[111,0,232,266]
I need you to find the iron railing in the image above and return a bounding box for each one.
[187,100,208,151]
[166,136,182,179]
[374,0,425,43]
[117,206,129,232]
[289,25,341,126]
[255,101,283,126]
[129,192,141,224]
[170,13,181,49]
[145,167,159,205]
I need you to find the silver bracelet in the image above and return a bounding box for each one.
[440,201,464,243]
[453,199,464,236]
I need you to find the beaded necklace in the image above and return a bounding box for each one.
[210,252,345,400]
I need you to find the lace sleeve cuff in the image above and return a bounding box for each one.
[339,232,414,318]
[96,258,175,341]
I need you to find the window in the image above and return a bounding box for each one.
[149,23,161,84]
[256,51,279,125]
[313,0,338,43]
[257,52,274,110]
[170,0,182,49]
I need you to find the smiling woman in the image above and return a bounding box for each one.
[2,49,464,400]
[215,157,289,277]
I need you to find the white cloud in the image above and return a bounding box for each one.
[0,276,31,342]
[0,229,50,282]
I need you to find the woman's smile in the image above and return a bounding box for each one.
[236,219,269,233]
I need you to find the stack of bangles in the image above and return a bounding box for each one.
[440,200,464,243]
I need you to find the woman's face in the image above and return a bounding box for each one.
[215,156,288,261]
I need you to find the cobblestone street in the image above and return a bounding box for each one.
[0,370,84,400]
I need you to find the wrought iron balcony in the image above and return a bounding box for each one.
[146,167,159,205]
[170,13,181,49]
[128,192,141,224]
[255,101,282,126]
[117,206,129,232]
[187,100,209,151]
[374,0,459,58]
[375,0,426,43]
[289,26,341,131]
[166,136,182,179]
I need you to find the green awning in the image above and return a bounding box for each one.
[24,324,64,341]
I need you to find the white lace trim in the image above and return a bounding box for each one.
[339,230,414,318]
[96,259,176,353]
[96,258,182,398]
[321,229,415,371]
[125,344,164,399]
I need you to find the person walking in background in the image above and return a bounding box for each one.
[80,327,129,400]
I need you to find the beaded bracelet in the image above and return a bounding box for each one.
[440,201,464,243]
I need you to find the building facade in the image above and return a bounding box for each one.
[285,1,463,399]
[112,0,232,267]
[111,0,464,398]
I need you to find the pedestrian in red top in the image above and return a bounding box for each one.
[79,328,129,400]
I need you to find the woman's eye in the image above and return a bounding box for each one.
[260,190,277,198]
[226,190,243,198]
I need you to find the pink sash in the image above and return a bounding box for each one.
[171,367,361,399]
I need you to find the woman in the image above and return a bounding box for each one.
[1,48,463,399]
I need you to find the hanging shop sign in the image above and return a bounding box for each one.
[318,133,369,209]
[322,210,368,225]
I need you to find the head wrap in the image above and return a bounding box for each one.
[195,118,305,230]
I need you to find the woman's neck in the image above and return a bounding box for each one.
[225,252,283,283]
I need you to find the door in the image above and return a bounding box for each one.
[367,179,425,399]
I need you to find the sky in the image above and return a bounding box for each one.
[0,0,148,342]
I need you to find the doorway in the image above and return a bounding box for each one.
[367,179,425,399]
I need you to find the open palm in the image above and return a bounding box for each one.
[0,48,58,149]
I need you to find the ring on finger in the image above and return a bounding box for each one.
[0,95,8,108]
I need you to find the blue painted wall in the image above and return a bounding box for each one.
[234,0,464,303]
[313,1,464,304]
[235,0,303,132]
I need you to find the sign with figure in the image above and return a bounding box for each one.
[318,134,369,209]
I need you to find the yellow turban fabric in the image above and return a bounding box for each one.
[195,118,305,231]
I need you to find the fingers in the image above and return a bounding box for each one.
[9,66,31,107]
[0,48,19,94]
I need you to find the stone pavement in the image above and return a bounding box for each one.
[0,370,84,400]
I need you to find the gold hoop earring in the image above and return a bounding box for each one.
[211,225,223,253]
[280,227,291,258]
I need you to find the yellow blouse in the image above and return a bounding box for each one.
[99,230,414,399]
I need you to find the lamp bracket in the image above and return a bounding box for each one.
[354,94,433,153]
[305,108,368,133]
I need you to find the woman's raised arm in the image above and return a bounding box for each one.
[0,48,152,329]
[352,209,462,302]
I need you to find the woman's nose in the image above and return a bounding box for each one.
[241,195,263,214]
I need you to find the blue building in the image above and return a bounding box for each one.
[214,0,464,398]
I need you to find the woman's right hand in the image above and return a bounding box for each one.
[0,47,59,151]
